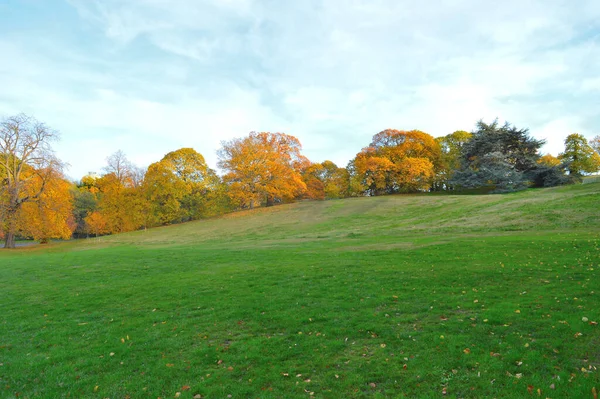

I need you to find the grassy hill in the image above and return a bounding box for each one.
[1,184,599,398]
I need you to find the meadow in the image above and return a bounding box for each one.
[1,183,599,398]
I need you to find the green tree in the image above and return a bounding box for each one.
[435,130,472,190]
[451,120,545,192]
[143,148,225,224]
[559,134,600,176]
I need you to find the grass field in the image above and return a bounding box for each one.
[1,183,599,398]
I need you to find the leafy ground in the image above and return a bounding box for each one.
[1,183,599,398]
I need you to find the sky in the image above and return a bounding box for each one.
[0,0,599,180]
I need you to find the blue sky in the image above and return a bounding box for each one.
[1,0,599,180]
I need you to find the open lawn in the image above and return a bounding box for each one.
[1,184,599,398]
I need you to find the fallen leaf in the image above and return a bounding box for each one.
[175,393,181,398]
[527,385,534,394]
[549,383,555,389]
[490,352,501,357]
[442,387,447,395]
[463,348,471,354]
[193,395,202,399]
[166,363,174,367]
[181,386,190,391]
[515,310,521,314]
[369,382,377,388]
[592,386,597,399]
[93,386,98,392]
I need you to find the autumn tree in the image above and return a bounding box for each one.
[559,133,600,176]
[218,132,308,208]
[88,172,147,235]
[302,160,349,200]
[0,114,65,248]
[434,130,472,190]
[17,172,75,243]
[537,154,561,167]
[351,129,441,195]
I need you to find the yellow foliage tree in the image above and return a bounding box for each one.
[352,129,441,194]
[218,132,308,208]
[537,154,561,167]
[17,172,75,243]
[88,173,146,234]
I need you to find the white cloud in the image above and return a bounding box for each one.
[2,0,600,178]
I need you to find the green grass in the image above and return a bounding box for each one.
[1,184,599,398]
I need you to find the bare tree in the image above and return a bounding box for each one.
[103,150,133,186]
[0,114,64,248]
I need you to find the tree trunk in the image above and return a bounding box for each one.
[4,231,16,249]
[3,206,19,249]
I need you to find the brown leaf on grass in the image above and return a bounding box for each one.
[442,387,447,395]
[490,352,501,357]
[527,385,534,394]
[166,363,174,367]
[590,321,598,326]
[193,395,203,399]
[592,386,597,399]
[227,366,234,371]
[181,386,190,391]
[463,348,471,354]
[440,315,448,321]
[217,360,223,365]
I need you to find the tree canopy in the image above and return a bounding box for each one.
[218,132,308,208]
[451,120,545,192]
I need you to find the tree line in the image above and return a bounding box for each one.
[1,113,599,248]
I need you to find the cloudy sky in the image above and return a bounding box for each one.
[1,0,599,180]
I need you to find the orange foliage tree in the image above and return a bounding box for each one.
[352,129,441,195]
[17,171,75,243]
[537,154,561,167]
[218,132,308,208]
[302,160,349,200]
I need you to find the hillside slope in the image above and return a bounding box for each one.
[72,182,600,251]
